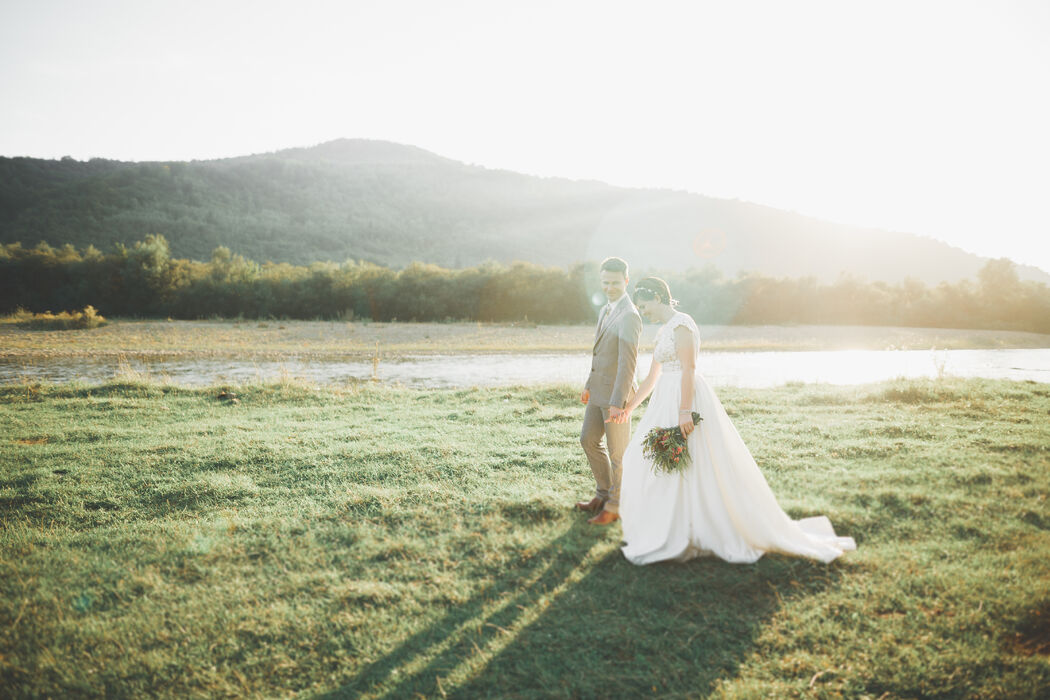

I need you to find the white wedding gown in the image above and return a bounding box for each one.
[620,312,856,565]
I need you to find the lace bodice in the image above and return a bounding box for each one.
[653,312,701,371]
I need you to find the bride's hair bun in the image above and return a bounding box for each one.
[633,277,677,306]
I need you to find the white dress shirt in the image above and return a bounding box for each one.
[599,293,631,333]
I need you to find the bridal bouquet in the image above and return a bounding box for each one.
[642,411,703,474]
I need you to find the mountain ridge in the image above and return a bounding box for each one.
[1,138,1046,284]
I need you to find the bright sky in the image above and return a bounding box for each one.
[2,0,1049,273]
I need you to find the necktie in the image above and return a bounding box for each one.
[598,304,611,334]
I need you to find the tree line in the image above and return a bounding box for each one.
[1,236,1048,332]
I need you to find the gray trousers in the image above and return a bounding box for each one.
[580,402,630,513]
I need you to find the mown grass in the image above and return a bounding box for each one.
[1,377,1048,698]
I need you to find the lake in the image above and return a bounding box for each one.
[3,348,1049,388]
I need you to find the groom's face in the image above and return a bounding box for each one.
[600,270,628,303]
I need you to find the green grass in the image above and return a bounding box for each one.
[1,377,1048,698]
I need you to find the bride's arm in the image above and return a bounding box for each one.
[624,358,662,416]
[674,326,697,436]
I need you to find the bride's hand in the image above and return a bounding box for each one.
[679,411,695,436]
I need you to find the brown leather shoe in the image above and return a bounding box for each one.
[588,510,620,525]
[575,497,604,512]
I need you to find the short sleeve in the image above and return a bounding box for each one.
[666,312,700,346]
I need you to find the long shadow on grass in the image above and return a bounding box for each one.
[450,550,841,698]
[322,518,841,699]
[322,517,598,699]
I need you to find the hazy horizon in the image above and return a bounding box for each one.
[2,0,1048,273]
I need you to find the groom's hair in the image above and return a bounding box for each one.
[600,257,629,278]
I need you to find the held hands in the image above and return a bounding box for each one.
[583,391,631,424]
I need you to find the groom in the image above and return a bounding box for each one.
[577,256,642,525]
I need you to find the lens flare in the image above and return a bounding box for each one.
[692,230,727,259]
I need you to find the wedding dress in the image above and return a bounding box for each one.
[619,311,856,565]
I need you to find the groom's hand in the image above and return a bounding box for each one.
[606,406,625,423]
[581,390,590,404]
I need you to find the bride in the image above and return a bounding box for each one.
[618,277,856,565]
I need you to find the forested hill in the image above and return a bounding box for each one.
[2,139,1046,284]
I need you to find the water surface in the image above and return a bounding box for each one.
[3,349,1049,388]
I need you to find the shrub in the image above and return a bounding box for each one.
[5,305,107,330]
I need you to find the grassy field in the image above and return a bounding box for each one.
[1,377,1048,698]
[3,318,1050,361]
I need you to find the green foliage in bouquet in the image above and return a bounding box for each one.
[642,411,703,474]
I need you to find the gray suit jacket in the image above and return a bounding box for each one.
[585,297,642,408]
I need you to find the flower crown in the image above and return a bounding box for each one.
[634,280,678,307]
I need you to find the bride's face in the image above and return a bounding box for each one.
[635,297,664,322]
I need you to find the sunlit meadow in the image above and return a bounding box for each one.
[2,376,1048,698]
